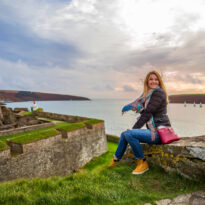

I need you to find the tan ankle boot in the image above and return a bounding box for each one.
[132,159,149,175]
[109,158,119,167]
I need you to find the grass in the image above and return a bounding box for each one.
[84,119,104,125]
[58,122,86,132]
[20,111,32,116]
[0,115,105,146]
[0,122,71,145]
[8,129,60,144]
[0,117,104,146]
[0,140,9,151]
[0,118,102,145]
[0,141,204,205]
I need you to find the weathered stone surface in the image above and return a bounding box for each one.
[1,106,16,124]
[0,105,46,132]
[0,149,10,161]
[13,108,29,113]
[0,106,3,121]
[16,115,41,127]
[186,146,205,161]
[152,190,205,205]
[0,123,16,131]
[190,190,205,205]
[170,193,192,204]
[122,136,205,181]
[155,199,171,205]
[0,120,107,182]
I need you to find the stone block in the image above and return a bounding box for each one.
[6,140,23,154]
[154,190,205,205]
[14,108,29,113]
[0,149,10,162]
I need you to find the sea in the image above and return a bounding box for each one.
[7,99,205,138]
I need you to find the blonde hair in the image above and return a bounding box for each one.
[143,70,169,104]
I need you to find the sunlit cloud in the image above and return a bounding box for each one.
[0,0,205,98]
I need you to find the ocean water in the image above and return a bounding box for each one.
[7,99,205,137]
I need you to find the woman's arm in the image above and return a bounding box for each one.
[132,89,165,129]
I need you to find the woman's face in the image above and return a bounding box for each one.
[148,74,159,89]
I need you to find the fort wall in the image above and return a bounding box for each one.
[0,113,107,182]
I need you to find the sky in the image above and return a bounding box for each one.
[0,0,205,99]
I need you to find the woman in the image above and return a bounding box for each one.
[110,70,171,175]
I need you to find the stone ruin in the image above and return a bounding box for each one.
[0,103,44,131]
[0,111,107,182]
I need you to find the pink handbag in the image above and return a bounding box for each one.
[157,127,180,144]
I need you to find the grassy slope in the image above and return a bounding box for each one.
[0,141,204,205]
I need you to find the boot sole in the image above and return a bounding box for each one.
[132,168,149,175]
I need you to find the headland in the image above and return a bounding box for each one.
[0,90,90,102]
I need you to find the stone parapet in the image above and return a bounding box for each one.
[121,136,205,181]
[0,122,55,137]
[0,119,107,182]
[34,111,89,122]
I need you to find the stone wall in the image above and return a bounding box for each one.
[0,122,54,137]
[121,136,205,181]
[34,111,90,122]
[0,121,107,182]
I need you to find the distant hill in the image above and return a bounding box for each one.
[169,94,205,104]
[0,90,90,102]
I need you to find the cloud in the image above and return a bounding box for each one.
[122,85,137,92]
[0,19,81,67]
[0,0,205,98]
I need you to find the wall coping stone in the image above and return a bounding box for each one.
[0,122,55,137]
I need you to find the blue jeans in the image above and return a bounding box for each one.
[114,129,161,160]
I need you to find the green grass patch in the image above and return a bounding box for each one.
[0,122,71,145]
[0,121,85,145]
[20,111,33,116]
[35,108,43,112]
[8,129,60,145]
[58,122,86,132]
[0,141,204,205]
[0,141,9,151]
[84,119,104,125]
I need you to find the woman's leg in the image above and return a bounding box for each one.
[122,129,160,175]
[114,131,128,160]
[123,129,160,159]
